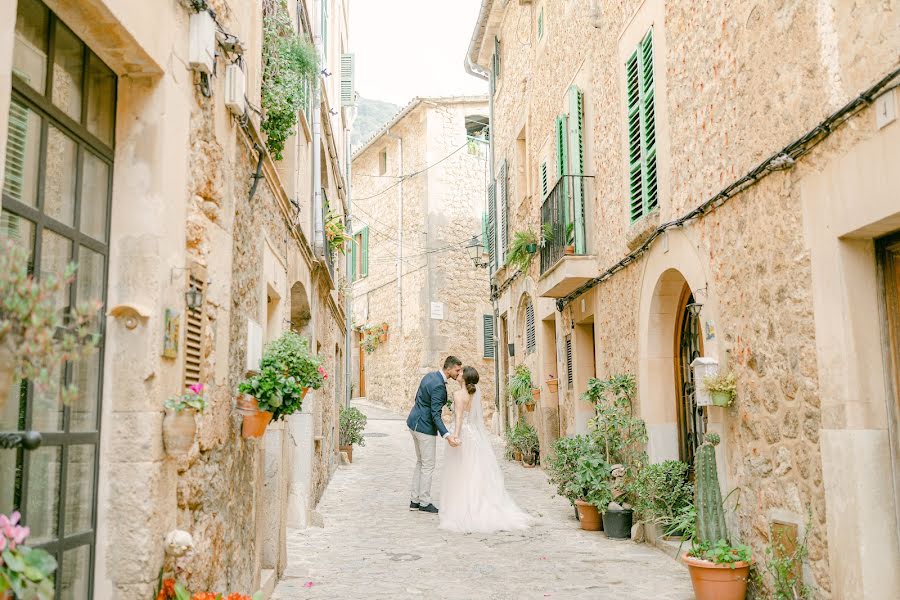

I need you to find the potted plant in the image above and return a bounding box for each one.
[155,577,264,600]
[546,374,559,394]
[508,365,536,412]
[0,239,101,414]
[703,371,737,407]
[517,421,540,467]
[571,452,612,532]
[584,374,648,539]
[683,433,753,600]
[564,222,575,255]
[237,332,326,437]
[361,324,384,354]
[378,322,389,343]
[504,426,522,462]
[0,511,57,600]
[632,459,694,540]
[339,405,367,463]
[506,230,539,272]
[546,434,592,519]
[162,383,207,456]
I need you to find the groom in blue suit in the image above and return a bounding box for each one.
[406,356,462,514]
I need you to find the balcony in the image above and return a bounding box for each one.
[538,175,595,298]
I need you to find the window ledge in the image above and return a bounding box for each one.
[625,209,660,251]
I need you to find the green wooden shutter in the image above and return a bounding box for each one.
[361,227,369,277]
[483,314,495,359]
[487,181,496,268]
[568,86,586,253]
[537,6,544,40]
[627,28,657,223]
[555,114,569,229]
[641,29,658,212]
[350,234,357,282]
[541,162,548,197]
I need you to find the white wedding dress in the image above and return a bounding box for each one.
[439,389,531,533]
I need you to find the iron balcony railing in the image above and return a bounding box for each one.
[540,175,590,274]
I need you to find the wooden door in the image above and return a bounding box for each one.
[877,233,900,543]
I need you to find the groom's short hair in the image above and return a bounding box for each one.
[443,356,462,370]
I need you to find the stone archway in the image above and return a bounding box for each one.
[290,281,312,339]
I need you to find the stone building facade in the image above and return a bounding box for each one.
[0,0,353,597]
[467,1,900,598]
[350,97,497,426]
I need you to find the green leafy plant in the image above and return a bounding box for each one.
[584,374,647,501]
[339,406,368,447]
[0,238,102,404]
[261,0,319,160]
[703,371,737,406]
[566,222,575,245]
[360,323,388,354]
[632,460,693,535]
[571,453,612,510]
[0,511,57,600]
[507,365,535,405]
[546,435,592,503]
[325,210,353,254]
[690,538,753,567]
[514,420,540,464]
[540,223,555,245]
[237,332,326,420]
[759,513,813,600]
[506,230,539,272]
[164,382,207,413]
[667,503,697,539]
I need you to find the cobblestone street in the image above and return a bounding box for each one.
[272,402,694,600]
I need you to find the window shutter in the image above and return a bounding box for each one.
[361,227,369,277]
[525,301,536,354]
[3,99,29,203]
[541,161,548,197]
[555,114,569,226]
[340,53,355,106]
[641,29,658,213]
[184,275,206,386]
[487,181,496,268]
[568,86,586,254]
[565,335,573,388]
[627,28,657,223]
[350,234,357,282]
[537,6,544,40]
[499,160,509,263]
[483,314,495,359]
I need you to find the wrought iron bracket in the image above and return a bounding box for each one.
[0,431,42,450]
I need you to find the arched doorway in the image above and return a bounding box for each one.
[290,281,311,339]
[675,289,706,467]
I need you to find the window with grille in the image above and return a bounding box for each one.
[565,335,573,388]
[525,301,536,354]
[483,314,495,359]
[626,28,658,222]
[184,275,206,386]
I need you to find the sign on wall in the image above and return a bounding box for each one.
[430,302,444,320]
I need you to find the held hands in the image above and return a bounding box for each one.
[447,436,462,447]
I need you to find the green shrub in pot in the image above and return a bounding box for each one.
[631,459,694,537]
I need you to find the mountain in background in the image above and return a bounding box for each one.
[351,96,401,152]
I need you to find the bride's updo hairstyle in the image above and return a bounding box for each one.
[463,366,479,395]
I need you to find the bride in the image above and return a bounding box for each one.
[439,366,531,533]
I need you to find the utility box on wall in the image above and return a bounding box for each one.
[189,11,216,74]
[224,63,246,115]
[691,357,719,407]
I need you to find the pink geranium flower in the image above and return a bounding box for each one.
[188,383,204,395]
[0,511,30,550]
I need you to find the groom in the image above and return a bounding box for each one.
[406,356,462,514]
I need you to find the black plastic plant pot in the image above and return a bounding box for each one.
[602,509,633,539]
[525,243,538,254]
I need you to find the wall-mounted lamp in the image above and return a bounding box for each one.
[185,282,204,312]
[464,235,488,269]
[686,302,703,318]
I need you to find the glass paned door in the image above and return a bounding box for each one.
[1,1,115,597]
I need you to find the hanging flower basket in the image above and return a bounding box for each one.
[546,376,559,393]
[162,409,197,456]
[238,395,273,438]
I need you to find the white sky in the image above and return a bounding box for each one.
[349,0,489,105]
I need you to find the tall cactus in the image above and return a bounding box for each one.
[694,433,729,545]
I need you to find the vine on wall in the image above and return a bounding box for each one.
[261,0,319,160]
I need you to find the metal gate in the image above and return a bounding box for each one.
[677,293,706,467]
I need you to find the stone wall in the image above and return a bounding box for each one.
[476,0,900,597]
[352,99,496,424]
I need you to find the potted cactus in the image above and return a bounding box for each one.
[682,433,753,600]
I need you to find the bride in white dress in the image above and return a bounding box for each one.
[439,366,531,533]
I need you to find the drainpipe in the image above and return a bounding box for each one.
[386,129,403,332]
[465,54,504,433]
[310,0,324,351]
[344,124,354,408]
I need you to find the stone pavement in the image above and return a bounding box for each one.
[271,400,694,600]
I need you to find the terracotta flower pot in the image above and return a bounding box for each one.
[525,403,535,412]
[513,450,523,462]
[682,554,752,600]
[379,333,388,343]
[531,388,541,402]
[162,408,197,456]
[340,444,353,462]
[574,500,602,531]
[546,379,559,393]
[237,395,273,438]
[565,245,575,256]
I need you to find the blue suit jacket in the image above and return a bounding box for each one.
[406,371,450,437]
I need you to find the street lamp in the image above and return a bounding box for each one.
[465,235,488,269]
[185,281,204,312]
